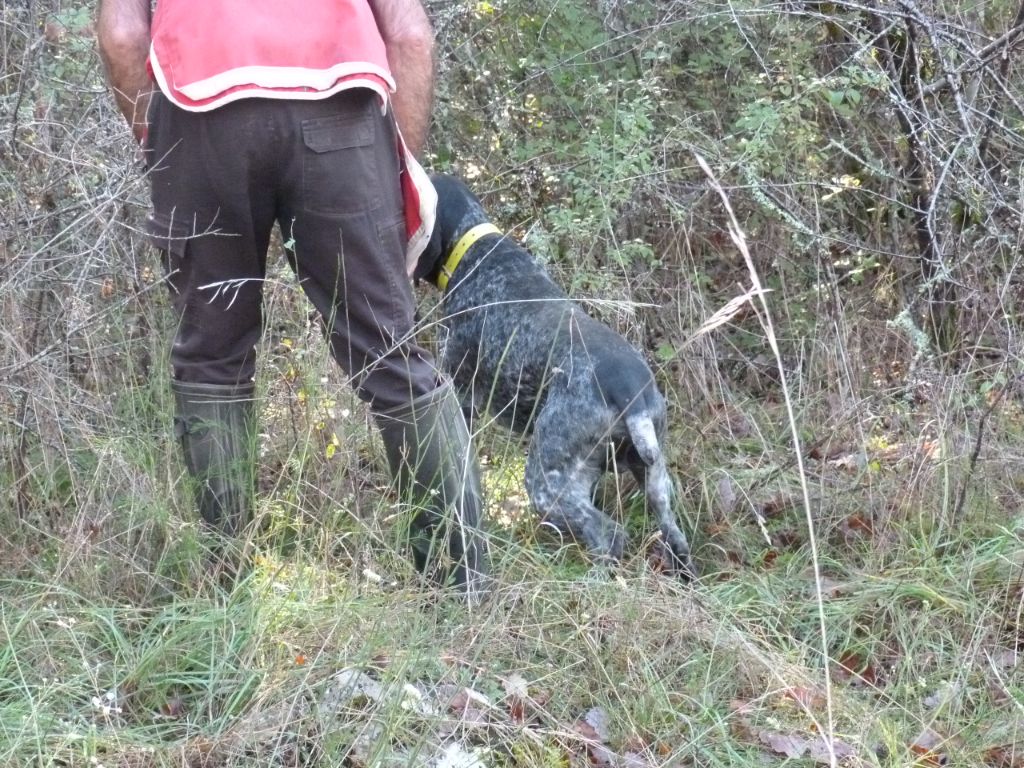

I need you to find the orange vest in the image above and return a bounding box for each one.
[149,0,393,111]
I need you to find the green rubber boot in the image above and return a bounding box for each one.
[376,384,489,599]
[172,380,256,575]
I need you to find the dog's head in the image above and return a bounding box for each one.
[415,173,493,286]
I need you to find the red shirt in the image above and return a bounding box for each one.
[148,0,435,272]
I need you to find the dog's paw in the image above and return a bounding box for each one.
[658,527,698,580]
[579,516,627,565]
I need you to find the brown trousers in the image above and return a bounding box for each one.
[144,88,437,412]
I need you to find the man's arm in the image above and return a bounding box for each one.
[96,0,152,143]
[366,0,435,158]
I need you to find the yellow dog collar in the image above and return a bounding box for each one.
[438,223,501,292]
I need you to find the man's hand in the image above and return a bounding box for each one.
[97,0,152,143]
[366,0,435,158]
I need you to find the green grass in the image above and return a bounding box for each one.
[2,264,1023,767]
[2,399,1022,767]
[3,215,1022,767]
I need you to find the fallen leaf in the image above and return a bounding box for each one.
[834,650,879,686]
[910,728,948,766]
[758,729,856,764]
[717,475,738,516]
[780,686,826,710]
[984,744,1024,768]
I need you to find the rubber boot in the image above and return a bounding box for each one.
[375,384,489,599]
[172,380,256,577]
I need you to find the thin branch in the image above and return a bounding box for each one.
[978,0,1024,172]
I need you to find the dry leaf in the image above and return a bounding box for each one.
[502,673,529,722]
[759,729,855,764]
[780,685,826,710]
[910,728,948,766]
[835,650,879,686]
[717,475,738,516]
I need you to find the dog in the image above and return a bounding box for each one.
[416,174,695,578]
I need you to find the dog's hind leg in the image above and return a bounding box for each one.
[525,417,627,563]
[624,413,697,578]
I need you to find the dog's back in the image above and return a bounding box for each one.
[441,235,658,436]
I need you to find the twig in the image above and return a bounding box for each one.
[921,13,1024,96]
[978,0,1024,173]
[951,377,1011,521]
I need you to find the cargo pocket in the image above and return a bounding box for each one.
[302,111,379,213]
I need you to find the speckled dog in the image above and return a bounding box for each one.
[416,174,695,577]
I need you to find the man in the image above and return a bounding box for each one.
[96,0,488,595]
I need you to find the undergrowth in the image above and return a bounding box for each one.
[3,0,1024,766]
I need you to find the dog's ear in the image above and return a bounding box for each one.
[413,221,445,285]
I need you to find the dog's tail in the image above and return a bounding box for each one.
[624,413,662,467]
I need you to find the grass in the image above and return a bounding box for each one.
[3,197,1022,767]
[3,4,1023,764]
[1,343,1022,767]
[3,207,1023,767]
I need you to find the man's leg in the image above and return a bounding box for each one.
[145,93,277,567]
[277,91,488,595]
